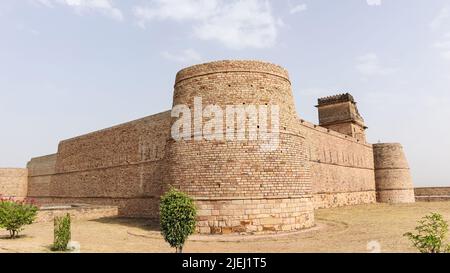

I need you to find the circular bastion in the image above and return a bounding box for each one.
[164,60,314,234]
[373,143,415,203]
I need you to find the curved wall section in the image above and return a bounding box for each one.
[165,60,314,234]
[373,143,415,203]
[173,60,298,129]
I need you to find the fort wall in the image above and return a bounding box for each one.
[27,154,57,197]
[27,111,172,218]
[167,61,314,234]
[0,60,417,234]
[0,168,28,199]
[373,143,415,203]
[296,120,376,208]
[415,187,450,202]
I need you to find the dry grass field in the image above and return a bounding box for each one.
[1,201,450,253]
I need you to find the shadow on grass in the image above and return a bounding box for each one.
[89,217,160,232]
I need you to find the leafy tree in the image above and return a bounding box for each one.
[404,212,450,253]
[0,197,38,239]
[160,187,197,253]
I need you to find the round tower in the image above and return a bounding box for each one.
[164,60,314,234]
[373,143,415,203]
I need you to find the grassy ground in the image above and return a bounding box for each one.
[1,201,450,253]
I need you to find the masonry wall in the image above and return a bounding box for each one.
[0,168,28,199]
[27,154,57,197]
[13,60,417,235]
[373,143,415,203]
[167,60,314,234]
[415,187,450,202]
[296,120,376,209]
[27,111,172,218]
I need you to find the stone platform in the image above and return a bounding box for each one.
[36,203,118,222]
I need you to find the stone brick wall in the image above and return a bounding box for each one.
[195,197,314,234]
[166,135,314,234]
[167,60,314,234]
[0,168,28,199]
[27,111,172,218]
[415,187,450,202]
[12,60,416,234]
[27,154,57,197]
[296,120,376,209]
[173,60,299,129]
[373,143,415,203]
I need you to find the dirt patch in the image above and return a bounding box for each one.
[1,201,449,253]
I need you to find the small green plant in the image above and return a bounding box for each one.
[404,212,450,253]
[160,187,197,253]
[52,213,71,251]
[0,196,38,239]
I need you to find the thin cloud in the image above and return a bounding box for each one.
[430,6,450,30]
[133,0,281,50]
[289,3,307,14]
[430,7,450,61]
[433,32,450,61]
[161,49,202,63]
[33,0,124,21]
[16,24,40,36]
[34,0,53,7]
[356,53,397,77]
[366,0,382,6]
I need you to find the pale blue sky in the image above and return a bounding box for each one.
[1,0,449,186]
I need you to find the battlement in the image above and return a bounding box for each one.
[317,93,355,106]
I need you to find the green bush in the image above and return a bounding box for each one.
[404,212,450,253]
[0,197,38,239]
[160,187,197,253]
[52,213,71,251]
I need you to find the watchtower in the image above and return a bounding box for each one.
[165,60,315,234]
[316,93,367,142]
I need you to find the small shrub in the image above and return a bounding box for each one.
[52,213,71,251]
[160,187,197,253]
[404,212,450,253]
[0,196,38,239]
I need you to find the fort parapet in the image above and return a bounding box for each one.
[1,60,415,234]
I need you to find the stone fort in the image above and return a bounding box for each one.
[0,60,416,234]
